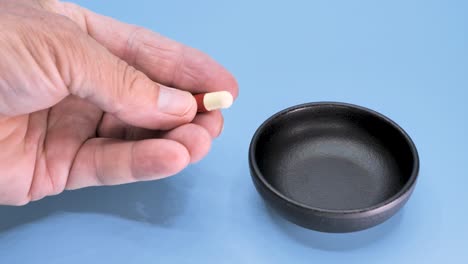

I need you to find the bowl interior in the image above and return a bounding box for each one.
[253,104,416,211]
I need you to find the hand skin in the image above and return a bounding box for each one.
[0,0,238,205]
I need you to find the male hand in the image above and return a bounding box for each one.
[0,0,238,205]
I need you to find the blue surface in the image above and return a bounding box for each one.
[1,0,467,263]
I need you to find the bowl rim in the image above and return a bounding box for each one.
[249,101,420,215]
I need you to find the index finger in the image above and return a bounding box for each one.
[52,2,238,98]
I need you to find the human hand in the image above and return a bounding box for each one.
[0,0,238,205]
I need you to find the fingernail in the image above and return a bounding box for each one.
[158,87,195,116]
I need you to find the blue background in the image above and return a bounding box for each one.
[1,0,467,263]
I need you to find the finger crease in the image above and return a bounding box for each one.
[170,46,186,87]
[123,27,145,66]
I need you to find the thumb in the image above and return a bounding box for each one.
[62,26,196,130]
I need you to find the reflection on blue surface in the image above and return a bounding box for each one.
[0,0,467,263]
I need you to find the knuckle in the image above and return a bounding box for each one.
[37,0,60,11]
[50,14,83,36]
[111,62,146,114]
[123,26,150,64]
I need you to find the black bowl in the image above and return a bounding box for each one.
[249,102,419,233]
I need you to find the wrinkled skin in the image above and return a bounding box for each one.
[0,0,238,205]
